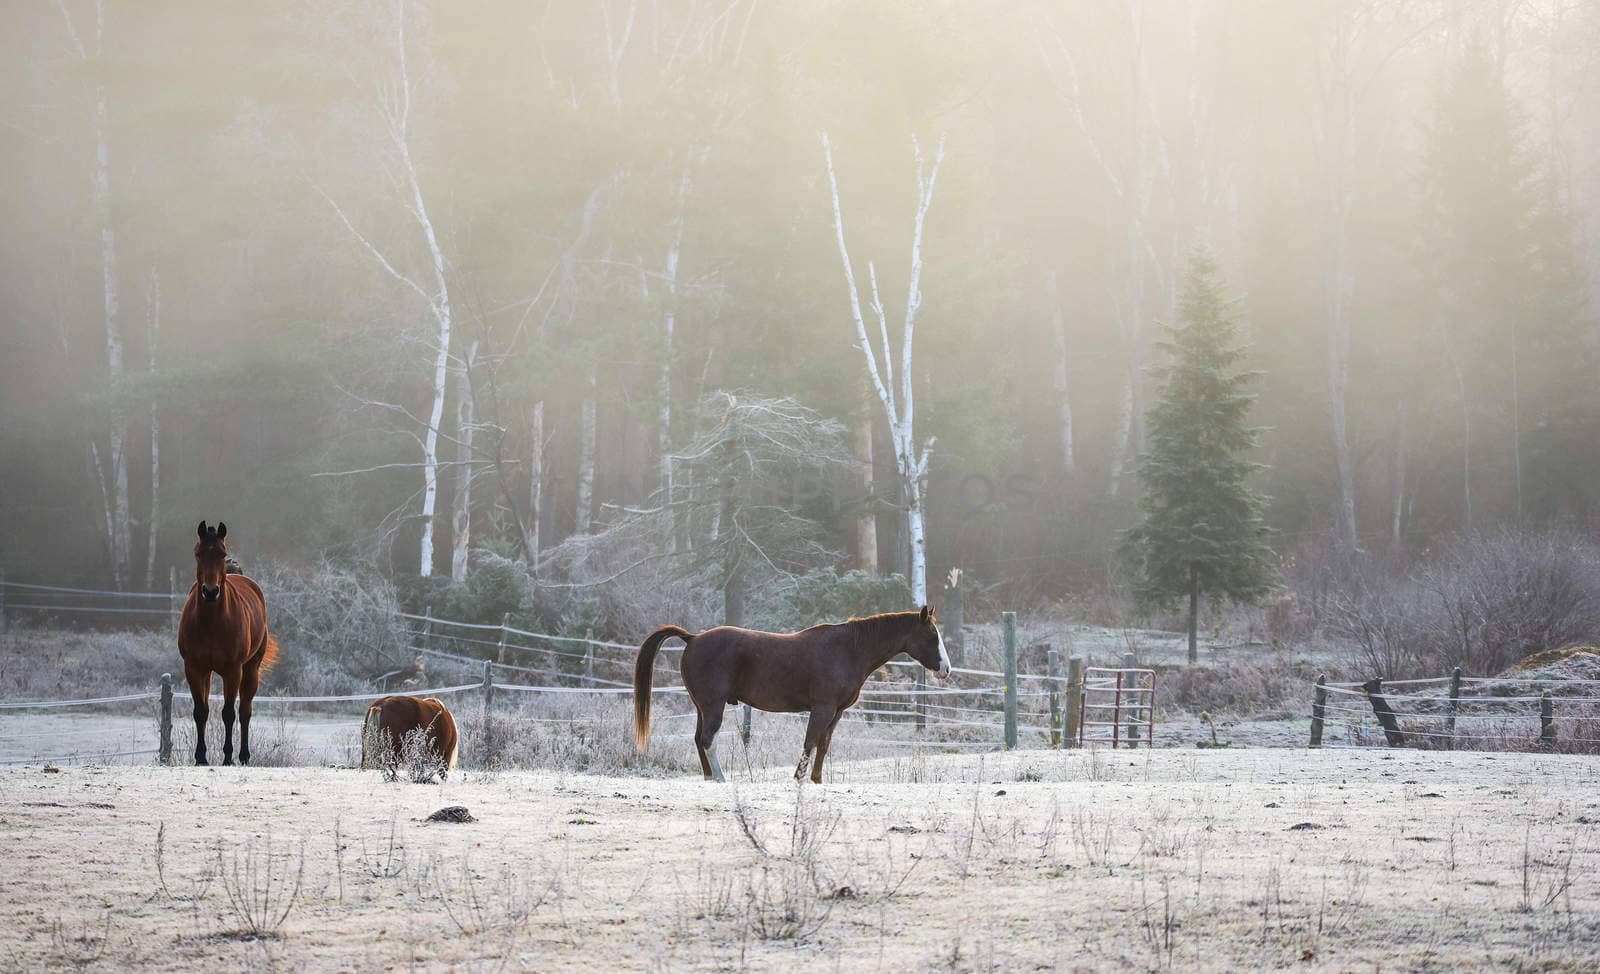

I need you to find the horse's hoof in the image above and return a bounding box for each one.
[222,757,234,766]
[195,758,208,766]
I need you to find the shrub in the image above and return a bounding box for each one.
[1322,528,1600,678]
[255,560,407,681]
[757,569,914,632]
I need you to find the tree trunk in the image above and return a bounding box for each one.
[144,269,160,591]
[720,469,745,627]
[1108,377,1134,498]
[1320,12,1359,551]
[1048,272,1075,472]
[1444,333,1472,528]
[852,378,878,573]
[525,399,543,571]
[1510,321,1522,522]
[450,340,478,581]
[905,467,928,605]
[89,36,130,589]
[575,367,597,534]
[658,159,691,548]
[1390,397,1407,551]
[1187,567,1200,665]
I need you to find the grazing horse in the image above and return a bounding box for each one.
[177,521,278,765]
[633,606,950,783]
[360,695,459,781]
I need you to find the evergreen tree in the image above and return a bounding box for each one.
[1123,249,1274,663]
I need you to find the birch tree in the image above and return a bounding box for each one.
[57,0,131,588]
[821,132,944,605]
[318,0,454,576]
[449,339,478,580]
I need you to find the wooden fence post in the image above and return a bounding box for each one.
[1002,611,1018,749]
[169,566,180,632]
[497,613,510,664]
[1540,690,1555,746]
[1122,652,1140,746]
[1446,667,1462,747]
[1065,656,1083,749]
[584,627,595,684]
[1112,670,1123,748]
[1309,673,1327,747]
[481,660,495,764]
[159,672,173,765]
[1361,678,1406,746]
[1046,647,1062,748]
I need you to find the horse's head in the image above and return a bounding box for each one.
[194,520,229,603]
[904,605,951,679]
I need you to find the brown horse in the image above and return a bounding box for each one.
[633,606,950,783]
[360,695,459,781]
[177,521,278,765]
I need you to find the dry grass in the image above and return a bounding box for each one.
[4,748,1595,971]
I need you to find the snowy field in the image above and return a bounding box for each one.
[3,747,1597,972]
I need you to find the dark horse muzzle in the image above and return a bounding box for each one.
[200,584,222,602]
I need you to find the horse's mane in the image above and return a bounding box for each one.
[843,609,923,625]
[224,556,243,575]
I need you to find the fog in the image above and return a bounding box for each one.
[3,1,1598,609]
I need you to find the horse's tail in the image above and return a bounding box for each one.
[634,625,693,751]
[257,633,280,674]
[359,700,383,770]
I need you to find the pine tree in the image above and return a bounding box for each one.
[1123,249,1274,663]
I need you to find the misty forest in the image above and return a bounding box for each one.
[9,4,1600,971]
[4,0,1599,645]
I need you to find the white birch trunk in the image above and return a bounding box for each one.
[319,2,454,577]
[821,132,943,606]
[450,340,478,581]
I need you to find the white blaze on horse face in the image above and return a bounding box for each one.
[935,625,951,679]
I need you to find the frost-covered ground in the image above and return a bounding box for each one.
[3,748,1597,972]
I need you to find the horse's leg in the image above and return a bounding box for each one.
[185,667,211,766]
[810,710,846,785]
[238,662,260,766]
[219,669,241,766]
[692,707,714,779]
[795,704,837,783]
[696,704,726,783]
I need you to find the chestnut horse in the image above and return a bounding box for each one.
[177,521,278,765]
[633,606,950,783]
[360,695,459,781]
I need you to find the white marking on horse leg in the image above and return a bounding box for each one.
[936,625,951,679]
[707,747,726,783]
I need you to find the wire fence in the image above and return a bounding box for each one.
[1,578,1159,765]
[1309,669,1600,752]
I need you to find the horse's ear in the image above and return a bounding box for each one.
[216,522,227,541]
[920,604,931,624]
[197,520,209,539]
